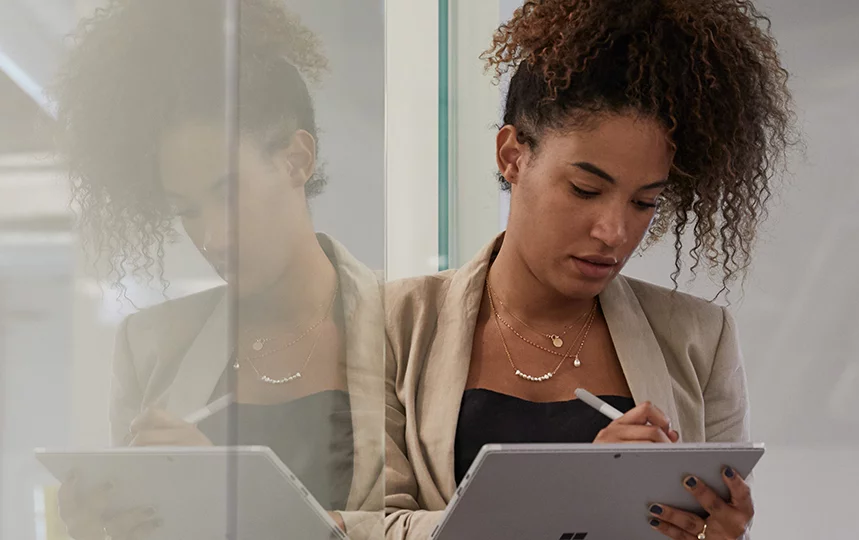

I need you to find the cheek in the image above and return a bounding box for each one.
[619,211,656,257]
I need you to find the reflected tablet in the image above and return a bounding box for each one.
[431,443,764,540]
[35,446,346,540]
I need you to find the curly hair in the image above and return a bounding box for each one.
[482,0,797,291]
[50,0,327,291]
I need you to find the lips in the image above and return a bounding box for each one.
[571,255,618,280]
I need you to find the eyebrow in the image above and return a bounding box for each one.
[572,161,668,190]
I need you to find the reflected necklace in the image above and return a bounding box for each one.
[233,285,338,368]
[232,283,338,384]
[487,282,597,381]
[487,281,590,348]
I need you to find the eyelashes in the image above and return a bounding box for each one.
[570,184,659,211]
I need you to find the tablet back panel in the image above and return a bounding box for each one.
[36,446,345,540]
[432,443,764,540]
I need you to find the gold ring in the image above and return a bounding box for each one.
[697,523,707,540]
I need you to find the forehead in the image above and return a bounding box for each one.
[539,113,674,182]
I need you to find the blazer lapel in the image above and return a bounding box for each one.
[164,289,231,418]
[417,237,500,499]
[600,276,681,437]
[320,234,386,511]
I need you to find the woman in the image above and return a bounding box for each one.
[384,1,794,539]
[51,0,383,538]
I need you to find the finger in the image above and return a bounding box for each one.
[683,475,748,536]
[57,474,78,511]
[130,408,185,434]
[128,517,163,540]
[648,517,695,540]
[104,507,157,539]
[60,481,112,520]
[649,504,706,537]
[62,483,113,540]
[129,429,186,447]
[612,424,673,443]
[66,520,105,540]
[722,466,754,516]
[616,401,674,435]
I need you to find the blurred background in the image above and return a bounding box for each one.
[1,0,857,539]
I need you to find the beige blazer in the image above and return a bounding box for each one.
[383,235,751,539]
[109,233,385,538]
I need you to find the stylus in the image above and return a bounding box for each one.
[575,388,624,420]
[183,393,234,424]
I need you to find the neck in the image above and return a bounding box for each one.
[237,235,338,328]
[488,237,595,327]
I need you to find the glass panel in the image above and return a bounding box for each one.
[1,0,384,539]
[446,1,859,538]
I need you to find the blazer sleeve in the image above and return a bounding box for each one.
[383,333,445,539]
[108,315,143,447]
[705,308,755,539]
[703,308,751,443]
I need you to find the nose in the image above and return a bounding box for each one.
[590,207,627,249]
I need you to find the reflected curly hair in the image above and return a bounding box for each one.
[50,0,327,290]
[483,0,797,291]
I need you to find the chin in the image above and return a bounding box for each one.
[223,274,266,299]
[554,267,616,298]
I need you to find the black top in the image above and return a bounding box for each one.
[454,389,636,485]
[197,390,354,511]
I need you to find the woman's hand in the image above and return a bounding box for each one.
[58,472,160,540]
[128,408,213,447]
[648,467,753,539]
[593,401,680,444]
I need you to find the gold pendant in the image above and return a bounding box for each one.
[252,339,264,351]
[550,335,563,348]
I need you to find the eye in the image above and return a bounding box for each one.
[633,200,658,210]
[571,184,600,199]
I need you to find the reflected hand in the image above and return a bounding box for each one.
[129,408,213,447]
[593,401,680,443]
[649,468,753,540]
[328,511,346,533]
[58,472,160,540]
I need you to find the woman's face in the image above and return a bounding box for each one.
[157,122,316,296]
[498,112,674,299]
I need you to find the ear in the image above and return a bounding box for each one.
[496,125,527,187]
[272,129,317,189]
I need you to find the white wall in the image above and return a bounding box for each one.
[385,0,439,280]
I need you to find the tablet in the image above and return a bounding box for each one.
[35,446,346,540]
[431,442,764,540]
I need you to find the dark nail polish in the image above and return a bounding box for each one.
[649,519,660,527]
[724,467,735,478]
[685,476,697,488]
[649,504,663,515]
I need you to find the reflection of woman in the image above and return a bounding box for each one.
[51,0,382,538]
[385,1,794,539]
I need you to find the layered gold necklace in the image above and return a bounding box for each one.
[486,280,597,382]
